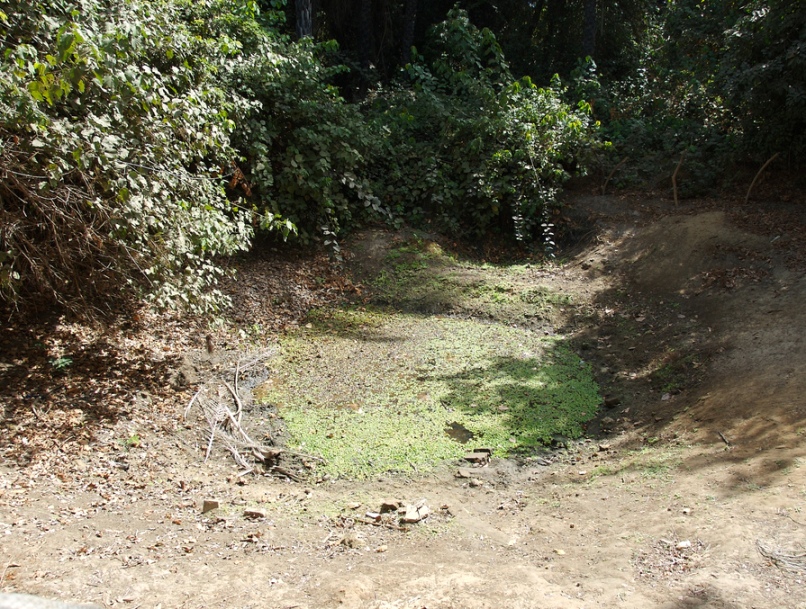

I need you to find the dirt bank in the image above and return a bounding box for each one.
[1,193,805,608]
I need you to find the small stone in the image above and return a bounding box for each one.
[661,393,671,401]
[365,512,381,521]
[376,545,388,553]
[497,405,509,412]
[244,509,266,519]
[201,500,219,514]
[553,549,566,555]
[601,416,615,427]
[464,452,490,464]
[682,507,691,515]
[379,500,401,513]
[598,443,611,451]
[578,470,587,476]
[455,468,473,479]
[401,499,430,523]
[347,502,362,510]
[676,540,692,550]
[339,534,360,549]
[603,396,621,409]
[469,479,483,488]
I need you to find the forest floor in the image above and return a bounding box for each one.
[2,188,806,608]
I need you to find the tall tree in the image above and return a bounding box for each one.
[296,0,313,38]
[357,0,375,68]
[582,0,596,58]
[400,0,418,63]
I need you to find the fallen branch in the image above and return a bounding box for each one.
[601,156,629,195]
[758,540,806,573]
[204,419,219,463]
[745,152,779,204]
[223,381,245,431]
[672,152,685,206]
[270,465,302,482]
[184,388,202,420]
[234,361,242,426]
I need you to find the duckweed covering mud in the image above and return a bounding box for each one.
[260,307,600,478]
[256,234,601,479]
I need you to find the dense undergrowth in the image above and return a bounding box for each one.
[2,0,802,316]
[0,1,598,316]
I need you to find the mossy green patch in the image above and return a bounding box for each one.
[261,309,600,479]
[367,236,571,325]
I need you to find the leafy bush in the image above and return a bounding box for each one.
[0,2,603,316]
[224,38,385,245]
[178,0,391,253]
[0,0,254,315]
[367,9,599,244]
[719,1,806,163]
[593,0,806,194]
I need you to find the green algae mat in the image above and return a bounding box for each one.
[258,235,601,479]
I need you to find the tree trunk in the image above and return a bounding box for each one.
[582,0,597,58]
[358,0,375,69]
[400,0,417,64]
[296,0,313,39]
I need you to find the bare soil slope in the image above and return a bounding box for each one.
[1,194,805,609]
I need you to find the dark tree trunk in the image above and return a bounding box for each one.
[400,0,418,64]
[296,0,313,39]
[358,0,375,69]
[582,0,597,58]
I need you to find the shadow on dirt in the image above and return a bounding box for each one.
[0,313,181,467]
[342,196,806,495]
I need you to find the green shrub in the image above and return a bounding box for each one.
[368,9,599,244]
[0,0,255,314]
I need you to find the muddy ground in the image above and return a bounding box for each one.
[1,192,806,608]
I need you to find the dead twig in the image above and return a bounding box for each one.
[226,349,274,375]
[745,152,779,204]
[234,361,242,426]
[672,152,685,207]
[204,417,220,463]
[184,388,202,420]
[270,466,302,482]
[601,156,629,195]
[758,540,806,572]
[222,381,245,432]
[717,430,731,447]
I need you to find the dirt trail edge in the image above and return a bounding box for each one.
[1,195,805,609]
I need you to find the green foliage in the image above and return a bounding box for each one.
[48,356,73,372]
[0,0,254,314]
[0,2,602,315]
[592,0,806,193]
[225,38,386,244]
[718,1,806,162]
[368,9,599,244]
[178,0,390,248]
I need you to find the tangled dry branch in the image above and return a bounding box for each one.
[0,137,140,317]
